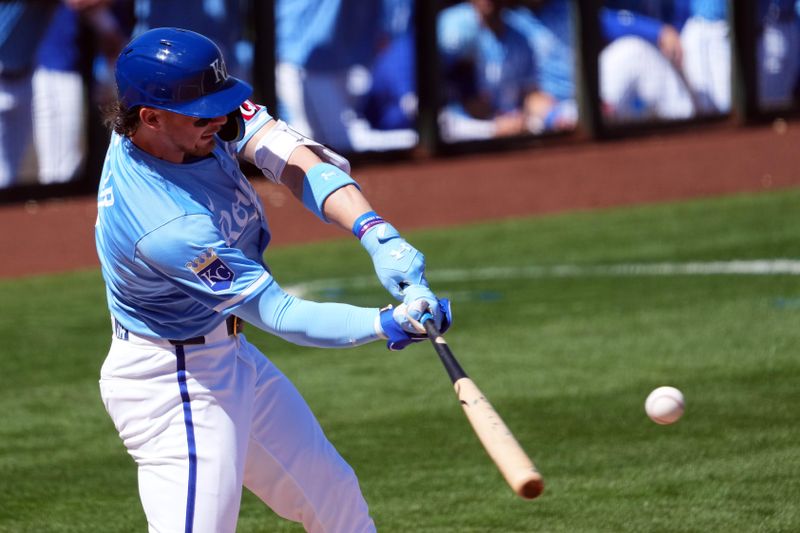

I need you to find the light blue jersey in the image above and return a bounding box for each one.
[690,0,726,21]
[506,4,575,102]
[95,106,274,340]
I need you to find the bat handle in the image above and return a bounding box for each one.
[420,312,468,384]
[420,312,437,334]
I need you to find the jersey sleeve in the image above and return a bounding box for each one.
[231,99,273,155]
[235,279,381,348]
[135,214,272,313]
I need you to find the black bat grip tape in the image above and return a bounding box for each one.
[422,317,468,384]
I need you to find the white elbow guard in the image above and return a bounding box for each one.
[252,120,351,184]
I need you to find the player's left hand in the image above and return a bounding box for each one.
[360,222,427,301]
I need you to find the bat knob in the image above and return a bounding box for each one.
[517,476,545,499]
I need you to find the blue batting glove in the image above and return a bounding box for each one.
[397,283,442,332]
[358,220,427,301]
[379,298,452,351]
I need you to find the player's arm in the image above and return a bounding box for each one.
[243,129,372,231]
[238,114,447,330]
[233,277,451,350]
[134,212,447,350]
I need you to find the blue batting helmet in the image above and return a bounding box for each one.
[115,27,252,119]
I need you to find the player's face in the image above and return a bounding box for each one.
[157,111,228,162]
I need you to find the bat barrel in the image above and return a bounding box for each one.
[453,377,544,500]
[422,315,545,500]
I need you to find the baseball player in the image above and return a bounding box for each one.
[33,4,86,184]
[95,28,451,533]
[33,0,127,184]
[675,0,731,114]
[0,0,57,188]
[275,0,416,152]
[436,0,541,141]
[756,0,800,110]
[607,0,799,113]
[507,1,695,127]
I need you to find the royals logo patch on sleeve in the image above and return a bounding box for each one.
[186,248,235,292]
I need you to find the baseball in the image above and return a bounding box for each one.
[645,386,685,425]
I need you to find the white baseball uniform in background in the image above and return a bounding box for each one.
[0,1,55,188]
[600,35,695,121]
[680,11,731,114]
[33,69,85,183]
[275,0,416,152]
[33,3,86,184]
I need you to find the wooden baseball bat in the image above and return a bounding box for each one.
[422,317,544,499]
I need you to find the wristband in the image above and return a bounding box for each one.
[352,211,386,239]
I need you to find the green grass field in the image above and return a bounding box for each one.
[2,189,799,532]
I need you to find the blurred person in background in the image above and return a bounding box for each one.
[607,0,731,115]
[595,3,694,121]
[507,0,695,127]
[33,0,128,184]
[0,1,57,188]
[671,0,730,114]
[361,28,418,132]
[275,0,417,152]
[756,0,800,110]
[357,4,421,144]
[436,0,545,142]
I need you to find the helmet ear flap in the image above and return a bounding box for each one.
[218,108,245,142]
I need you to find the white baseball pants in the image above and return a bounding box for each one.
[0,75,33,187]
[99,328,376,533]
[680,17,731,115]
[600,36,696,122]
[32,67,85,184]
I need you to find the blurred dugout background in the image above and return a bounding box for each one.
[1,0,798,203]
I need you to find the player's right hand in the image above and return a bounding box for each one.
[378,299,452,351]
[398,284,443,332]
[658,25,683,68]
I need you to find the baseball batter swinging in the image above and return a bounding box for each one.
[95,28,450,533]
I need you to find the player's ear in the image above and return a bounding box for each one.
[139,107,162,130]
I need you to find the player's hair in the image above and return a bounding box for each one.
[102,100,141,137]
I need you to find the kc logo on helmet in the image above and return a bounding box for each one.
[186,248,235,292]
[210,58,228,83]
